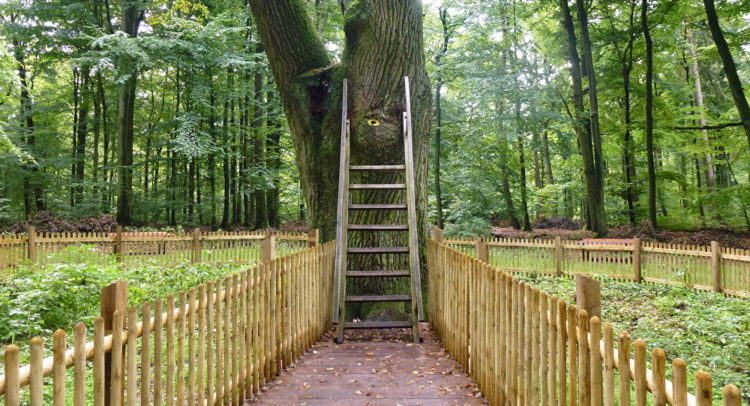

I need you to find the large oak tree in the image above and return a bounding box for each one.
[248,0,431,245]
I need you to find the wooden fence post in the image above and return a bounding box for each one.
[575,274,601,318]
[711,241,722,293]
[633,238,642,283]
[192,228,202,263]
[431,227,444,243]
[308,229,319,247]
[262,235,276,263]
[475,238,488,263]
[26,225,37,264]
[100,281,128,406]
[554,236,562,275]
[114,226,123,261]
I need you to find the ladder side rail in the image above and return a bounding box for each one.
[334,79,350,328]
[403,76,425,336]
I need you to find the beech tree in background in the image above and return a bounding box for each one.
[116,0,146,225]
[702,0,750,151]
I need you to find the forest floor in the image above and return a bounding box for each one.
[516,273,750,403]
[490,225,750,249]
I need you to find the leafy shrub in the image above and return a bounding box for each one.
[74,214,118,233]
[0,245,247,344]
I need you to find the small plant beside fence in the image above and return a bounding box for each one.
[433,229,750,298]
[428,239,743,405]
[0,227,319,270]
[0,239,335,405]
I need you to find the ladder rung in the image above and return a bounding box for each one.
[349,184,406,190]
[348,247,409,254]
[345,295,411,302]
[349,204,407,210]
[346,270,410,278]
[343,321,413,329]
[348,224,407,231]
[349,165,405,171]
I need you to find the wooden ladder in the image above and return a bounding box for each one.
[334,77,424,344]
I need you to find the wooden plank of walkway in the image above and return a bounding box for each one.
[247,323,487,406]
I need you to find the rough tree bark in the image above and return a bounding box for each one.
[12,39,45,218]
[574,0,607,235]
[688,35,716,192]
[116,0,145,225]
[432,6,450,230]
[248,0,431,244]
[253,70,269,229]
[516,103,531,232]
[266,89,282,228]
[559,0,606,236]
[703,0,750,150]
[607,0,638,224]
[642,0,657,227]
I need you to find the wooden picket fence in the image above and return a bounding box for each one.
[428,239,744,406]
[0,227,318,270]
[437,231,750,298]
[0,241,335,405]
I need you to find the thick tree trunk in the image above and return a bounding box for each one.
[230,83,239,225]
[97,73,111,212]
[434,80,445,230]
[116,0,143,225]
[13,41,44,217]
[688,36,716,191]
[622,57,637,224]
[516,104,531,231]
[249,0,431,244]
[541,130,554,185]
[703,0,750,149]
[75,68,91,205]
[574,0,607,234]
[266,89,282,228]
[208,85,218,228]
[433,7,449,230]
[221,78,231,228]
[253,71,269,229]
[559,0,605,235]
[642,0,657,227]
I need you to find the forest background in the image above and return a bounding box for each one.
[1,0,749,244]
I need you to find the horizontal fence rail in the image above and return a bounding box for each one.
[0,227,318,270]
[428,239,743,406]
[0,241,335,405]
[436,231,750,298]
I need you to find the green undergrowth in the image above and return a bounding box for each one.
[516,273,750,403]
[0,245,248,345]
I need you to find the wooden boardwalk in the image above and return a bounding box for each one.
[247,323,487,406]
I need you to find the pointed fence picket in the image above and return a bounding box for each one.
[0,228,316,271]
[444,232,750,298]
[429,239,743,406]
[0,241,335,405]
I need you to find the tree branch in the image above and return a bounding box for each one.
[248,0,330,93]
[670,122,743,131]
